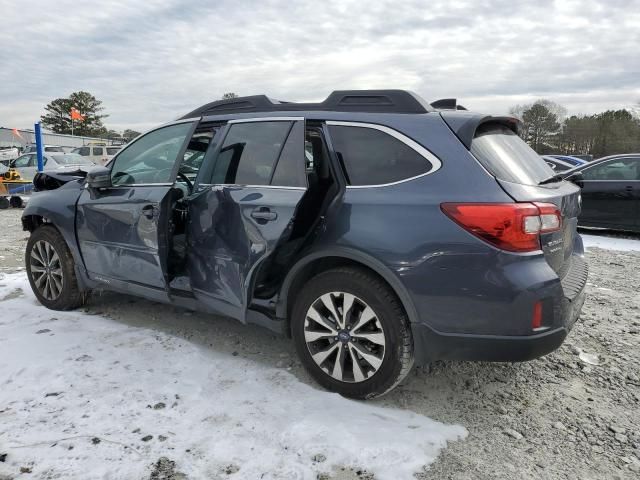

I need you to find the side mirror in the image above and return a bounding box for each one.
[564,171,584,188]
[86,166,112,189]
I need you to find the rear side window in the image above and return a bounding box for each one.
[471,124,554,186]
[327,124,433,186]
[270,121,306,187]
[211,121,292,185]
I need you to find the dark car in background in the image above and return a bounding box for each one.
[21,90,588,399]
[564,153,640,232]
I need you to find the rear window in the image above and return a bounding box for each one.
[471,124,554,186]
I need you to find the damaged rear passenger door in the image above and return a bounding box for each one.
[187,117,307,321]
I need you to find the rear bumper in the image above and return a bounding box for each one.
[411,259,587,364]
[412,323,568,362]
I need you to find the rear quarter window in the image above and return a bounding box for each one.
[470,123,554,186]
[327,123,435,186]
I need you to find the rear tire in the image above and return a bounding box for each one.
[25,225,84,310]
[0,197,8,209]
[292,267,414,399]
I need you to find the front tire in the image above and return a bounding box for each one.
[292,267,414,399]
[25,225,84,310]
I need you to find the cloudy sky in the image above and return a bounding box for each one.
[1,0,639,132]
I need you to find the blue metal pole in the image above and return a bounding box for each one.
[34,122,44,172]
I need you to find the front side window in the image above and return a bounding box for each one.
[582,158,640,181]
[327,124,434,186]
[211,121,292,185]
[110,123,192,186]
[13,153,38,168]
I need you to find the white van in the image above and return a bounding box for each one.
[71,144,122,166]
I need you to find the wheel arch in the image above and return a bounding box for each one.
[277,247,419,336]
[22,204,89,292]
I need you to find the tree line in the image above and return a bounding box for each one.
[510,100,640,158]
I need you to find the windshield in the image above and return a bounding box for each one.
[107,147,121,155]
[471,123,555,185]
[51,153,94,165]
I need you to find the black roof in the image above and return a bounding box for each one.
[180,90,463,119]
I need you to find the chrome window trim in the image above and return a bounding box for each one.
[86,182,174,189]
[198,183,306,191]
[325,121,442,189]
[228,117,304,124]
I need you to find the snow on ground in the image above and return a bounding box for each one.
[0,273,466,480]
[581,233,640,252]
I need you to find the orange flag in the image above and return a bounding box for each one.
[70,108,85,121]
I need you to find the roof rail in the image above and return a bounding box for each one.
[179,90,434,119]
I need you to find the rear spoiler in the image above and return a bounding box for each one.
[439,111,522,149]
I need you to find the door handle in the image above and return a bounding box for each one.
[141,204,156,219]
[251,207,277,221]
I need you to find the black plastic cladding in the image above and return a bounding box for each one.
[179,90,435,119]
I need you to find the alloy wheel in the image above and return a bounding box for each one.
[29,240,64,301]
[303,291,386,383]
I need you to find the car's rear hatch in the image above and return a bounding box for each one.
[443,114,582,279]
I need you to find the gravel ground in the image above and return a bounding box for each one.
[1,207,639,479]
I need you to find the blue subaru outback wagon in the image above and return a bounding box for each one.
[22,90,587,399]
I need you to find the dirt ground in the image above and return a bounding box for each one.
[1,207,639,479]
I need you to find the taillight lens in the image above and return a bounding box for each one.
[440,202,562,253]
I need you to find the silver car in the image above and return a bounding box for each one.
[10,152,95,180]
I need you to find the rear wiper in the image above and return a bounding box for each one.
[539,173,564,185]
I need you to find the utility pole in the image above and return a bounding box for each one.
[34,122,44,172]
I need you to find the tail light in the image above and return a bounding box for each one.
[440,202,562,253]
